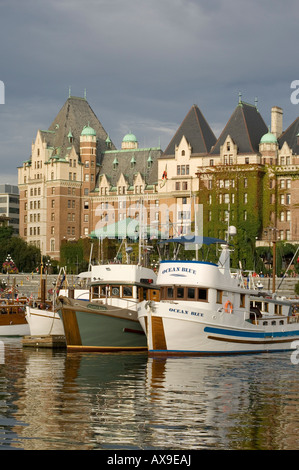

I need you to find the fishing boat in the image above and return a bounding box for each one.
[57,263,159,352]
[0,298,30,336]
[137,235,299,356]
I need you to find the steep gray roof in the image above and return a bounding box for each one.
[278,116,299,154]
[97,148,162,188]
[40,96,115,162]
[163,105,216,157]
[210,101,268,155]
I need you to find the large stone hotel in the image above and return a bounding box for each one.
[18,93,299,263]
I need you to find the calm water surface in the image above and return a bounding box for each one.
[0,337,298,450]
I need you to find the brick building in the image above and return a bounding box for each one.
[18,92,299,263]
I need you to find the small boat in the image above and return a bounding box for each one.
[57,263,159,352]
[0,298,30,336]
[137,235,299,356]
[25,274,65,337]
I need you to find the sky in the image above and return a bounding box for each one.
[1,0,299,185]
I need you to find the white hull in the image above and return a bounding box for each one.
[139,301,299,355]
[0,323,30,336]
[25,306,64,336]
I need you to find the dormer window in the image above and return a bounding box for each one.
[130,156,136,168]
[113,157,118,170]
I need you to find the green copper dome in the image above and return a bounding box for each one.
[260,131,277,144]
[122,132,137,143]
[81,125,96,136]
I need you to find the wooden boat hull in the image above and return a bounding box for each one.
[58,297,147,352]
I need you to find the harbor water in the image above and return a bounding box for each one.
[0,337,298,452]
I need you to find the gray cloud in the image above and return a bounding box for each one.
[1,0,299,184]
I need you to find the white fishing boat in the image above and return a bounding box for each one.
[137,235,299,355]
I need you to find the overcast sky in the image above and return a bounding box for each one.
[1,0,299,185]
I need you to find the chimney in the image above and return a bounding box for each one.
[271,106,283,138]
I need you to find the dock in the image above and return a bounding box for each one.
[22,335,66,349]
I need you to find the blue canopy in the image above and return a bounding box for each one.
[158,235,226,245]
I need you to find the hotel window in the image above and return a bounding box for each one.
[186,165,189,175]
[280,211,285,222]
[208,194,212,205]
[280,180,285,189]
[210,159,214,166]
[286,230,290,240]
[51,200,55,208]
[208,180,212,189]
[244,193,248,203]
[175,182,180,190]
[286,194,291,204]
[286,179,291,189]
[287,210,291,221]
[182,181,188,190]
[177,165,181,175]
[51,226,55,234]
[224,194,230,204]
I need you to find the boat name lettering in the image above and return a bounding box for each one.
[162,266,196,275]
[169,307,203,317]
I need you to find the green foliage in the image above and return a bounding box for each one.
[60,238,100,273]
[0,225,42,273]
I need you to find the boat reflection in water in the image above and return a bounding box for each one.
[5,340,298,450]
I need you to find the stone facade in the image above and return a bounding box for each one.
[17,94,299,262]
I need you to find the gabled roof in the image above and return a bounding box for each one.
[97,147,162,188]
[40,96,116,162]
[278,116,299,154]
[210,101,268,155]
[163,105,216,157]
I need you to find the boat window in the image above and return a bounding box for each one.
[100,286,109,297]
[216,290,223,304]
[93,286,99,298]
[271,320,276,325]
[275,304,282,315]
[240,294,245,308]
[187,287,195,299]
[263,321,268,326]
[123,286,133,297]
[111,286,120,297]
[177,287,185,299]
[167,287,174,299]
[198,288,208,301]
[279,320,284,325]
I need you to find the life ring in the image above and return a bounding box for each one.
[224,300,233,313]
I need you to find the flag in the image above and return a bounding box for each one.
[160,165,167,188]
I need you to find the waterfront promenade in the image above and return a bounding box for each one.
[2,273,298,299]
